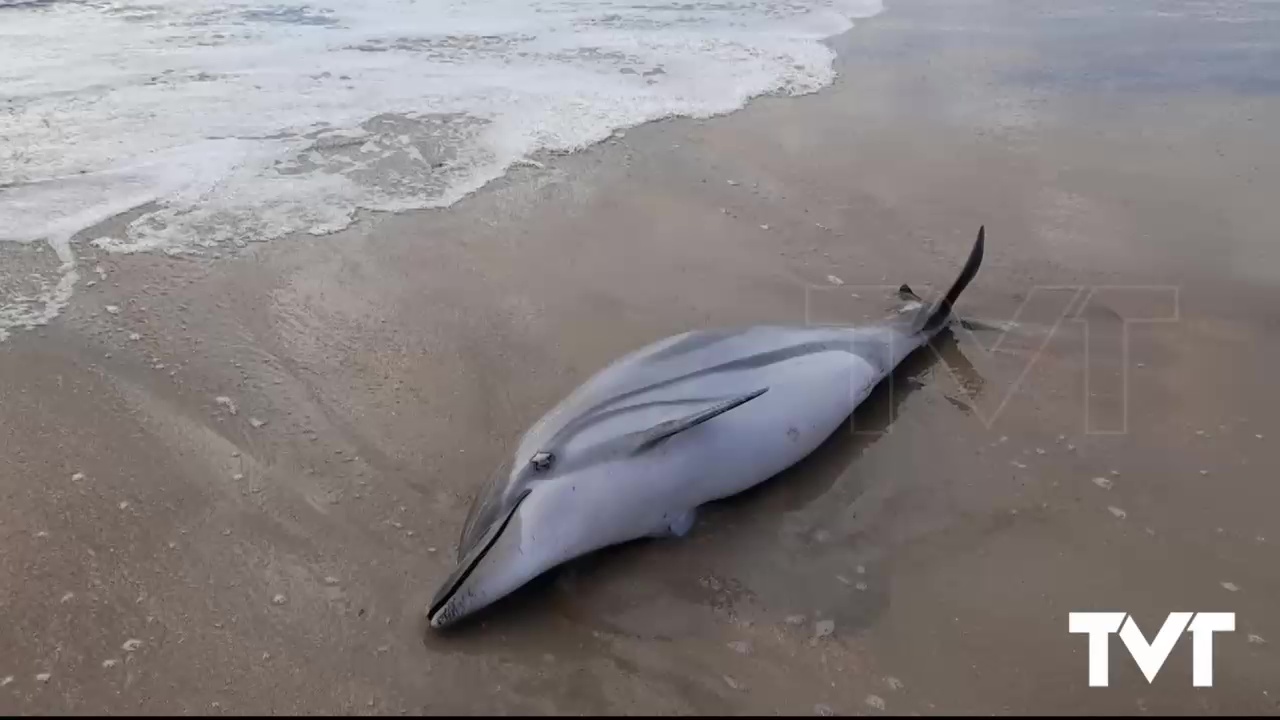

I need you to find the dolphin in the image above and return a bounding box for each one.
[428,227,986,628]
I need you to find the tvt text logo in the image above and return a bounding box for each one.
[1070,612,1235,687]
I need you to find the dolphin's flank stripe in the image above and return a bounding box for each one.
[576,338,890,422]
[633,387,769,452]
[547,395,729,450]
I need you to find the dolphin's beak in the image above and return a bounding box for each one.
[427,488,532,629]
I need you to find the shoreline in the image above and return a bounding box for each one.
[0,0,886,344]
[3,0,1280,713]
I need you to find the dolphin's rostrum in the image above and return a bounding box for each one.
[428,227,987,628]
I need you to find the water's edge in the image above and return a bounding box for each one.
[0,0,884,341]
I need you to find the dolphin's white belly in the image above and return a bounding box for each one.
[554,348,881,554]
[661,349,877,504]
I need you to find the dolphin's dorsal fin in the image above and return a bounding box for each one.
[633,387,769,452]
[914,225,986,334]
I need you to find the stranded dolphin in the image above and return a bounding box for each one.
[428,227,986,628]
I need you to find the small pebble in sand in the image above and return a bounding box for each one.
[1257,434,1264,439]
[726,180,739,186]
[1108,506,1127,520]
[71,472,85,482]
[1,676,12,687]
[760,224,770,231]
[102,659,117,669]
[427,547,437,553]
[856,581,868,591]
[1200,469,1209,476]
[1092,477,1113,490]
[885,677,905,691]
[785,614,807,626]
[128,333,141,341]
[814,619,835,639]
[118,501,129,510]
[1248,634,1266,645]
[826,275,844,286]
[215,396,238,415]
[835,574,851,585]
[723,675,742,691]
[856,564,866,574]
[865,694,886,711]
[36,673,51,683]
[272,594,288,605]
[105,305,120,315]
[324,576,340,586]
[728,641,752,655]
[814,703,834,716]
[61,592,74,603]
[231,451,241,458]
[249,418,267,429]
[222,529,232,536]
[1196,430,1206,436]
[1035,448,1045,455]
[1010,461,1027,469]
[232,473,244,481]
[1110,470,1120,476]
[122,639,142,652]
[1221,582,1239,592]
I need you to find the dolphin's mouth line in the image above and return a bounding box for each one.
[428,488,532,624]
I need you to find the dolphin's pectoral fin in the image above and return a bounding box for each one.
[649,508,698,539]
[632,387,769,453]
[668,508,697,537]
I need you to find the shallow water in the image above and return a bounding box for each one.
[0,0,880,338]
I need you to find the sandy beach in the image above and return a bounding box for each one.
[3,0,1280,713]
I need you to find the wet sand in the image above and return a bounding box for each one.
[3,0,1280,713]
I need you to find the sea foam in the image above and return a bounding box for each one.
[0,0,882,337]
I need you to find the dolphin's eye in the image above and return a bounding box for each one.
[530,452,555,472]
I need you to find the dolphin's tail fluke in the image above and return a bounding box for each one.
[915,225,985,335]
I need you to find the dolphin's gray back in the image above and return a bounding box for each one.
[523,325,903,449]
[457,323,919,555]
